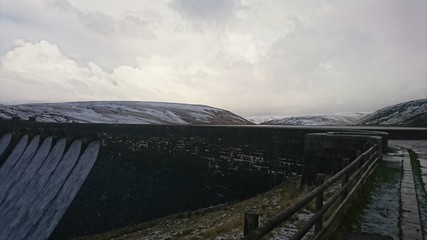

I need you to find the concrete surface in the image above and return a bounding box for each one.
[391,141,426,240]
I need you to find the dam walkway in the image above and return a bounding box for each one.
[344,140,426,240]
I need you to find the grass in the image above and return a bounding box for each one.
[80,176,314,240]
[333,161,402,239]
[81,161,394,239]
[408,150,427,200]
[194,177,313,239]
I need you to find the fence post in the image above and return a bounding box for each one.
[244,211,259,236]
[341,158,350,201]
[315,173,326,233]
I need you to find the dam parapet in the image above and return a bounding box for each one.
[302,132,384,185]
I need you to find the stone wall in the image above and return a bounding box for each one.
[302,133,383,185]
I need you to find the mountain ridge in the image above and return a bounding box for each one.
[252,113,367,126]
[357,98,427,127]
[248,98,427,127]
[1,98,425,127]
[0,101,251,125]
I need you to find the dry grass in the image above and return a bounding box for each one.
[80,176,326,240]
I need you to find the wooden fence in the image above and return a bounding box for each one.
[242,144,381,240]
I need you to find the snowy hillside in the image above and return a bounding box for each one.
[358,98,427,127]
[246,116,282,125]
[0,101,251,125]
[258,113,368,126]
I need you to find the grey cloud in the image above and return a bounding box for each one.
[77,11,117,36]
[1,0,426,116]
[256,1,427,114]
[47,0,154,38]
[0,11,32,25]
[46,0,116,36]
[170,0,236,22]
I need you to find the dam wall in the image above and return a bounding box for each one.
[0,133,99,240]
[0,122,309,239]
[0,121,425,239]
[302,133,383,184]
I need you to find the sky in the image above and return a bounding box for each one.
[0,0,426,117]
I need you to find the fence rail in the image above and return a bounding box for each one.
[242,144,381,240]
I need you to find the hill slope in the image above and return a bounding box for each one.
[357,98,427,127]
[0,101,251,125]
[256,113,367,126]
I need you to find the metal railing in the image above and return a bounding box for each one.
[242,144,381,240]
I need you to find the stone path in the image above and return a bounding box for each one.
[400,149,423,240]
[398,141,427,194]
[392,140,427,240]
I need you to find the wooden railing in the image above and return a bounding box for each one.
[242,144,381,240]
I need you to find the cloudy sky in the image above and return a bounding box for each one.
[0,0,426,117]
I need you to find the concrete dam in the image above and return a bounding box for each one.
[0,132,99,240]
[0,121,425,239]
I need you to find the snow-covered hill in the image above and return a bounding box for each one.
[259,113,367,126]
[246,116,282,125]
[0,101,251,125]
[357,98,427,127]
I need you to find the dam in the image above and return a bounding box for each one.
[0,120,425,239]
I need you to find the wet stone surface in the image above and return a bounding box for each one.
[344,233,393,240]
[394,141,427,239]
